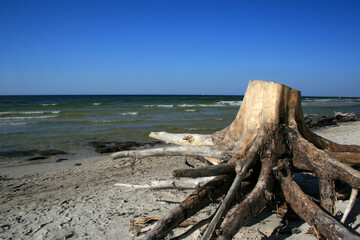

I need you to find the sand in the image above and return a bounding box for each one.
[1,122,360,240]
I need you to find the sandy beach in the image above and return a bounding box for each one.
[1,122,360,240]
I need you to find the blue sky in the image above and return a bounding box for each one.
[0,0,359,96]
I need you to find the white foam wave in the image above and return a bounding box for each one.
[179,101,242,107]
[41,103,57,106]
[185,109,196,112]
[92,120,117,123]
[0,115,57,120]
[178,104,195,107]
[179,104,220,107]
[120,112,138,115]
[216,101,243,106]
[93,103,102,106]
[143,105,174,108]
[0,122,37,126]
[0,111,60,115]
[188,128,208,130]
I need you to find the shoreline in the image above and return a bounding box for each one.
[1,122,360,239]
[0,140,163,167]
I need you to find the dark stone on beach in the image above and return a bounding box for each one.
[56,158,68,162]
[90,141,163,154]
[0,150,38,158]
[92,141,143,154]
[149,141,163,147]
[95,147,113,154]
[114,142,142,150]
[27,156,47,161]
[74,163,82,166]
[0,149,67,158]
[88,141,112,148]
[40,150,67,156]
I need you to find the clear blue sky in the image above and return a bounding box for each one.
[0,0,359,96]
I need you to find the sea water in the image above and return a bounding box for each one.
[0,95,359,162]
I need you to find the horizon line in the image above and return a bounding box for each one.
[0,94,359,98]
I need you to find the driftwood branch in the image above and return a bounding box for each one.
[112,145,226,160]
[171,214,215,240]
[341,188,359,223]
[172,163,236,178]
[149,132,214,145]
[201,174,243,240]
[141,175,234,240]
[114,177,215,189]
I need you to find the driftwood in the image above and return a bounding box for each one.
[112,80,360,240]
[114,177,215,189]
[305,111,360,129]
[130,216,198,236]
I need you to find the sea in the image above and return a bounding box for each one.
[1,95,360,163]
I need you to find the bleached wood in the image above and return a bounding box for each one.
[212,80,304,146]
[148,132,222,164]
[333,110,356,117]
[114,177,215,189]
[149,132,214,145]
[341,188,358,223]
[111,145,225,160]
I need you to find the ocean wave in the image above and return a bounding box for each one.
[40,103,57,106]
[92,120,119,123]
[143,104,174,108]
[178,104,220,107]
[185,109,197,112]
[0,122,38,126]
[302,99,333,104]
[188,127,217,131]
[93,103,102,106]
[0,111,42,115]
[0,111,60,115]
[216,101,243,106]
[0,115,57,120]
[179,101,242,107]
[120,112,138,115]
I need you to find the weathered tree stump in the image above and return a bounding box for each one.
[113,80,360,240]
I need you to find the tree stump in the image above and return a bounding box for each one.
[113,80,360,240]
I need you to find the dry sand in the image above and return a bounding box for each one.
[1,122,360,240]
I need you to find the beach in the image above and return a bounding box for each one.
[1,122,360,240]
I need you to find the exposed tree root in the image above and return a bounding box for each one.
[141,175,235,240]
[275,161,359,240]
[215,156,275,240]
[112,80,360,239]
